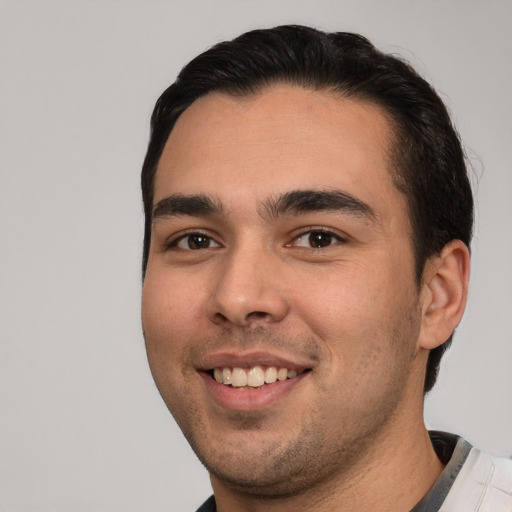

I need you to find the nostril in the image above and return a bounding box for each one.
[214,312,229,322]
[207,287,290,326]
[247,311,269,320]
[213,310,271,326]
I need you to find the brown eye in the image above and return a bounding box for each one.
[294,230,341,249]
[308,232,333,248]
[175,234,220,250]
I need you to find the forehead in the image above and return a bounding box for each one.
[154,86,404,220]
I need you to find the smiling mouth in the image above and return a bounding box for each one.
[210,366,309,388]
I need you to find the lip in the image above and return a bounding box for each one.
[197,350,311,372]
[200,370,309,411]
[197,350,313,412]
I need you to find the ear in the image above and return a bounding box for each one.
[418,240,471,350]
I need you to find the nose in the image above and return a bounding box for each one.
[206,246,289,327]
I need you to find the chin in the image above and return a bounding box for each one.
[184,419,335,498]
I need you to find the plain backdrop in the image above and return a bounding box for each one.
[1,1,511,511]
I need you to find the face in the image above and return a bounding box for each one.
[142,86,427,496]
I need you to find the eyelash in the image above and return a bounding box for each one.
[167,227,346,251]
[290,228,347,249]
[168,232,221,251]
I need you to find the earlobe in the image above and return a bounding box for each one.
[419,240,471,350]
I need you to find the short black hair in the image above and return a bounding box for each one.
[141,25,474,393]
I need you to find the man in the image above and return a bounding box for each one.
[140,25,512,511]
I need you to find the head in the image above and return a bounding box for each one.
[141,25,473,394]
[141,26,472,499]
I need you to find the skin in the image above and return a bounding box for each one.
[141,86,470,512]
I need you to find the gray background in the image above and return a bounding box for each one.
[1,1,511,511]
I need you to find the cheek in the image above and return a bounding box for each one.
[291,260,417,364]
[142,274,202,387]
[291,263,382,338]
[142,268,208,341]
[141,273,201,408]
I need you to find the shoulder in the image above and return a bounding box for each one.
[440,445,512,511]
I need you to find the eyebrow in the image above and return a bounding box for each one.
[151,189,375,222]
[152,194,223,220]
[263,189,375,220]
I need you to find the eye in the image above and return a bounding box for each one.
[173,233,220,250]
[293,230,344,249]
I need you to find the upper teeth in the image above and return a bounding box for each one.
[213,366,299,387]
